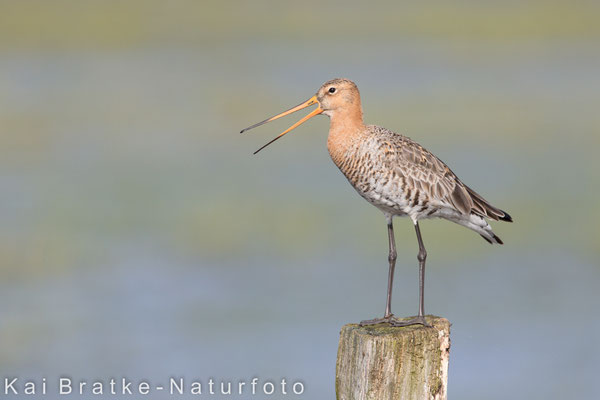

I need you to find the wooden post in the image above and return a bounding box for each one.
[336,316,451,400]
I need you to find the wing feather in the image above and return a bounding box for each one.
[374,126,472,215]
[369,125,512,222]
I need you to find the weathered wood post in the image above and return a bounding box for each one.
[336,316,451,400]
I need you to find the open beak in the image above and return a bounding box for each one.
[240,95,323,154]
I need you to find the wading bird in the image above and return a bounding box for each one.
[241,79,512,327]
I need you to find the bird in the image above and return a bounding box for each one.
[241,78,512,327]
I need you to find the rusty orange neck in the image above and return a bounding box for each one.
[326,102,366,163]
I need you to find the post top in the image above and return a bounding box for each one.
[342,315,451,337]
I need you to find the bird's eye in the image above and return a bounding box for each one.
[329,87,336,94]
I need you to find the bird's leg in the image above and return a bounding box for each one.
[389,221,432,328]
[384,220,397,318]
[360,218,397,326]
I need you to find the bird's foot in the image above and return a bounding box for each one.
[389,315,432,328]
[359,315,432,328]
[359,315,395,326]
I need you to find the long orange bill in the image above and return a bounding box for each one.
[240,95,323,154]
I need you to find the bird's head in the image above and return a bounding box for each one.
[316,78,361,117]
[241,78,362,154]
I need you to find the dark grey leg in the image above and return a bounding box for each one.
[384,220,397,318]
[360,217,397,326]
[389,221,431,328]
[415,221,427,318]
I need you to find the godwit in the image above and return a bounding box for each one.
[241,78,512,327]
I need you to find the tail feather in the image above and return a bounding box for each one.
[479,234,493,244]
[498,210,513,222]
[480,232,504,245]
[437,183,511,244]
[449,212,504,245]
[465,185,512,223]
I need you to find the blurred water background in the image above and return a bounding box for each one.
[1,1,599,398]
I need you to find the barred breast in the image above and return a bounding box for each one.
[329,128,420,218]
